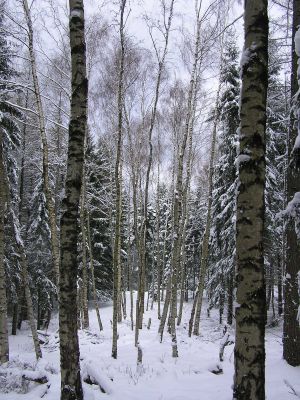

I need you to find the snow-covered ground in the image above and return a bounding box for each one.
[0,293,299,400]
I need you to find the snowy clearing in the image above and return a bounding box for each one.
[0,294,299,400]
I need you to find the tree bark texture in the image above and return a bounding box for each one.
[59,1,88,399]
[0,132,9,364]
[112,0,126,360]
[233,1,268,399]
[283,0,300,367]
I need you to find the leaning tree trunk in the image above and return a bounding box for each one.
[59,1,88,399]
[233,1,268,399]
[0,132,9,364]
[22,0,60,286]
[283,0,300,367]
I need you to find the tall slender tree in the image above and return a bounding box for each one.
[59,0,88,398]
[233,1,269,399]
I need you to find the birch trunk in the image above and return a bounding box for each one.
[112,0,126,359]
[59,1,88,398]
[136,0,175,340]
[87,211,103,332]
[169,1,203,356]
[19,251,42,360]
[191,62,222,337]
[233,1,268,398]
[22,0,60,286]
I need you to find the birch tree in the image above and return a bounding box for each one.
[22,0,60,286]
[233,1,268,398]
[112,0,126,360]
[59,0,88,398]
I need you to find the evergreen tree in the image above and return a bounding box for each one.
[0,0,21,362]
[264,41,287,319]
[86,138,114,299]
[208,37,240,325]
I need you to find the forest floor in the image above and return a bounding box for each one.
[0,293,299,400]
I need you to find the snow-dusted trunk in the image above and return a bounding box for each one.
[136,0,175,340]
[80,172,89,329]
[22,0,60,287]
[59,1,88,398]
[177,73,198,326]
[283,0,300,367]
[233,1,268,398]
[158,276,171,341]
[156,166,162,319]
[277,255,283,316]
[192,65,221,337]
[169,2,202,356]
[117,164,124,324]
[19,251,42,360]
[0,132,9,364]
[87,211,103,332]
[112,0,126,359]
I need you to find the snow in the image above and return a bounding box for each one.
[70,10,83,19]
[1,293,299,400]
[294,27,300,58]
[294,26,300,150]
[235,154,250,167]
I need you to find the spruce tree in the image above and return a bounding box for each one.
[208,37,240,326]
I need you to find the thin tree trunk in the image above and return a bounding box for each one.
[277,254,283,316]
[112,0,126,359]
[80,172,89,329]
[59,1,88,398]
[87,212,103,332]
[192,64,222,337]
[11,302,18,336]
[22,0,60,286]
[20,251,42,360]
[136,0,175,341]
[233,1,268,398]
[227,274,233,325]
[158,276,171,342]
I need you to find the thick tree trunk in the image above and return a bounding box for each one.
[59,1,88,399]
[233,1,268,399]
[0,133,9,364]
[283,0,300,367]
